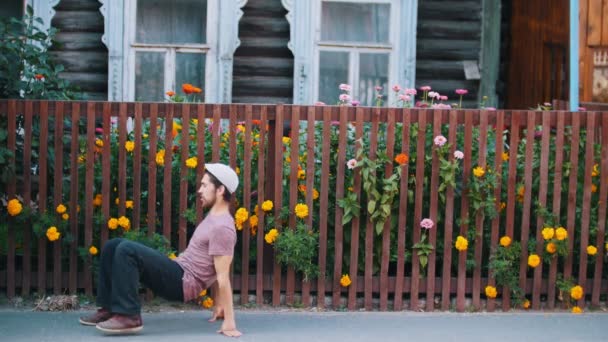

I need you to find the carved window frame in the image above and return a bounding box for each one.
[99,0,246,102]
[282,0,417,105]
[26,0,60,34]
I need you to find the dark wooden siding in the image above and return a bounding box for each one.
[50,0,108,100]
[416,0,482,108]
[232,0,294,104]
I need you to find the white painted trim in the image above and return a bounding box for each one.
[100,0,247,103]
[26,0,60,33]
[284,0,417,105]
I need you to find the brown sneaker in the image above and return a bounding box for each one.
[96,314,143,334]
[79,308,112,326]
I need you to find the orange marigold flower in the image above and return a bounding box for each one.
[340,274,352,287]
[394,153,409,165]
[166,91,175,97]
[182,83,195,94]
[34,74,44,80]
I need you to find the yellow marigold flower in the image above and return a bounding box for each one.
[591,184,597,193]
[168,253,177,260]
[93,194,102,207]
[546,242,557,254]
[261,200,273,212]
[199,289,207,297]
[499,236,512,247]
[527,254,541,268]
[570,285,584,300]
[501,152,509,162]
[89,246,98,255]
[592,164,599,177]
[312,189,319,200]
[7,198,23,216]
[78,155,86,164]
[46,226,60,241]
[125,141,135,152]
[265,228,279,244]
[298,169,305,180]
[249,215,258,227]
[235,166,240,175]
[56,204,67,214]
[235,207,249,225]
[473,166,485,177]
[347,187,354,192]
[555,227,568,240]
[107,218,119,230]
[523,299,530,309]
[605,242,608,251]
[517,185,525,202]
[572,306,582,314]
[118,216,130,230]
[143,133,149,139]
[156,149,166,166]
[282,137,291,145]
[455,236,468,251]
[62,213,69,221]
[185,156,198,169]
[499,202,506,211]
[587,245,597,256]
[294,203,309,219]
[202,297,214,308]
[285,156,291,164]
[484,285,497,299]
[115,198,120,205]
[541,227,555,240]
[254,204,259,214]
[95,138,103,147]
[125,200,134,209]
[340,274,352,287]
[236,124,245,133]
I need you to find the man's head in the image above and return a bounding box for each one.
[198,163,239,208]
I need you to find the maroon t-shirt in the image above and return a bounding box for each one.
[174,212,236,302]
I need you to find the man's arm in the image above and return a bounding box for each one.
[213,255,242,337]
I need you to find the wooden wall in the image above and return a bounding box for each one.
[580,0,608,102]
[50,0,107,100]
[416,0,483,109]
[505,0,569,109]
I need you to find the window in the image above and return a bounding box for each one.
[0,0,24,20]
[100,0,246,102]
[283,0,417,106]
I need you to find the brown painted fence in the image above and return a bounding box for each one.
[1,99,607,312]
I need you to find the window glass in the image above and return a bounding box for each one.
[175,52,206,92]
[321,2,390,44]
[136,0,207,44]
[359,53,389,106]
[135,51,164,101]
[318,51,349,105]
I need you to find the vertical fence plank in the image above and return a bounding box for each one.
[379,108,395,311]
[21,101,33,296]
[178,104,190,251]
[347,107,364,310]
[68,102,80,294]
[577,112,596,308]
[548,110,565,309]
[228,105,238,287]
[84,102,95,295]
[147,104,159,238]
[132,103,143,231]
[457,109,472,312]
[163,105,174,240]
[52,102,65,294]
[532,111,551,309]
[241,105,253,305]
[212,105,221,162]
[195,104,207,222]
[472,110,488,310]
[6,100,17,298]
[332,106,348,308]
[272,105,285,306]
[564,113,580,307]
[518,111,535,303]
[592,112,608,306]
[38,101,49,294]
[101,103,111,247]
[426,109,442,311]
[318,106,332,309]
[255,106,268,306]
[364,107,380,310]
[118,103,127,219]
[302,106,315,307]
[487,110,505,312]
[286,106,299,306]
[441,109,458,310]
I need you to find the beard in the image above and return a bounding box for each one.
[201,194,216,209]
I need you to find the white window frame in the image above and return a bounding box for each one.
[282,0,417,105]
[26,0,60,33]
[99,0,247,103]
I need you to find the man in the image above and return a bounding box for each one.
[79,163,242,337]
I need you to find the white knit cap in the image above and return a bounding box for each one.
[205,163,239,194]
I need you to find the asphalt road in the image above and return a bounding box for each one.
[0,309,605,342]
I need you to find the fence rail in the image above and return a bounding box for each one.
[1,99,607,312]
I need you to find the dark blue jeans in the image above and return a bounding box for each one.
[96,238,184,315]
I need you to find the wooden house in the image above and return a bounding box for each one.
[2,0,605,109]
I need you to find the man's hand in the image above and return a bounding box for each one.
[217,321,242,337]
[208,306,224,322]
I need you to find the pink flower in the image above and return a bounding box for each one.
[428,91,439,99]
[339,84,352,92]
[346,159,357,169]
[375,86,383,92]
[399,94,411,102]
[455,89,468,95]
[415,101,428,108]
[484,107,496,111]
[543,102,552,106]
[392,85,401,92]
[331,121,340,126]
[454,150,464,159]
[351,100,360,106]
[95,127,104,134]
[376,94,383,99]
[420,218,434,229]
[440,95,448,101]
[420,86,432,92]
[434,135,447,146]
[431,103,452,109]
[314,101,326,106]
[339,94,351,102]
[578,107,587,111]
[404,88,417,96]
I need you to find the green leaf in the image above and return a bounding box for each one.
[367,200,376,214]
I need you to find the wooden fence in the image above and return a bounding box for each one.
[1,99,607,312]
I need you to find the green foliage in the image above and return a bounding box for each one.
[467,166,498,220]
[412,232,434,272]
[488,241,525,304]
[273,223,319,282]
